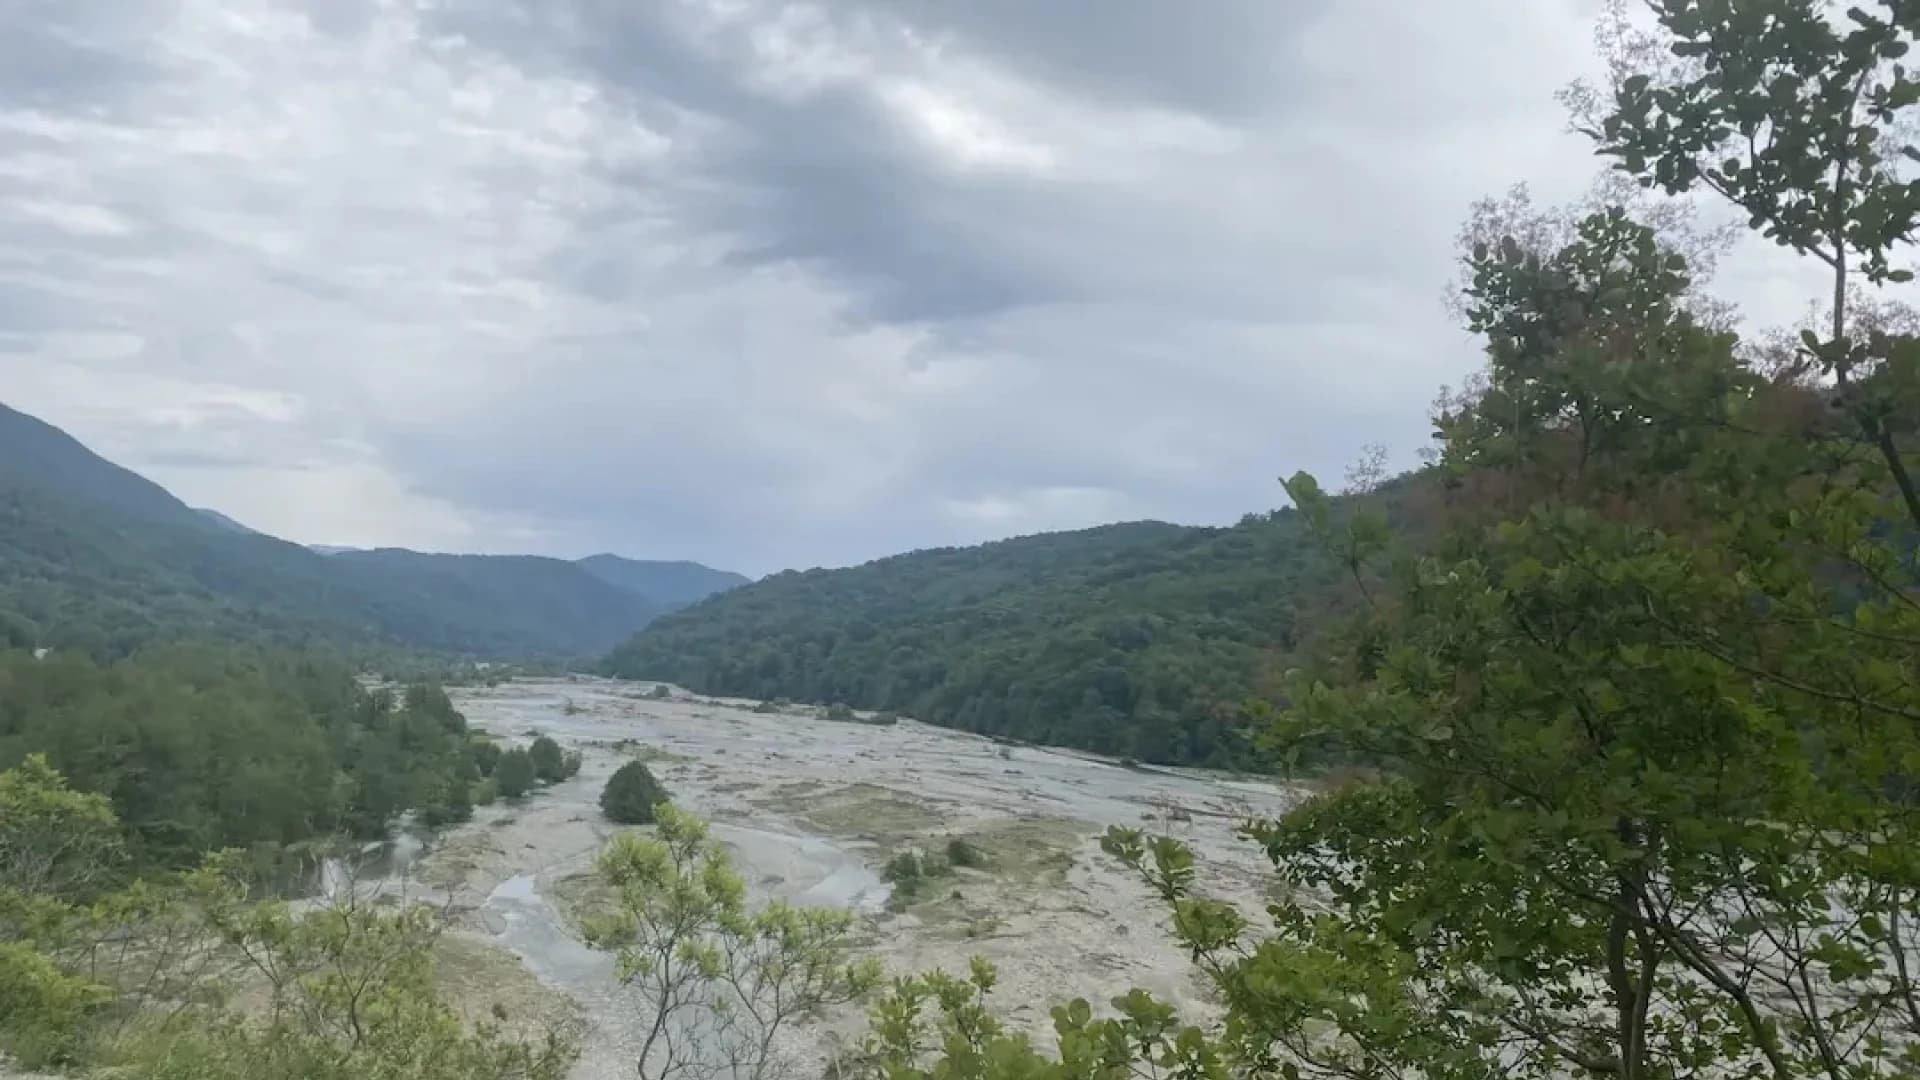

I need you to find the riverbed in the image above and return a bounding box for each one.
[410,677,1299,1080]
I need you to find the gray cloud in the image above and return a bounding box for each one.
[0,0,1745,575]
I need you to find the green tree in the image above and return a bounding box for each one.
[470,738,502,778]
[1586,0,1920,526]
[0,754,125,904]
[0,755,576,1077]
[159,889,576,1080]
[1084,116,1920,1080]
[527,735,576,784]
[598,761,669,825]
[494,749,536,801]
[851,958,1222,1080]
[584,806,876,1080]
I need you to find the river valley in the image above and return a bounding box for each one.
[399,678,1299,1080]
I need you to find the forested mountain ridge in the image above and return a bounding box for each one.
[309,548,748,612]
[0,402,212,524]
[576,554,752,610]
[0,403,739,659]
[602,508,1394,766]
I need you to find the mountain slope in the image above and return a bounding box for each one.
[603,516,1353,766]
[0,404,673,659]
[577,554,749,609]
[0,403,208,524]
[194,508,256,534]
[328,549,662,656]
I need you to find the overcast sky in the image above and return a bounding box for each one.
[0,0,1823,575]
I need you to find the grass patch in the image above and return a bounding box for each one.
[880,818,1086,920]
[416,832,505,889]
[753,783,945,846]
[951,818,1084,889]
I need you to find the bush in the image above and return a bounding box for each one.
[945,837,986,869]
[881,848,953,907]
[471,779,498,806]
[417,778,472,828]
[649,684,671,700]
[871,711,900,726]
[468,738,501,778]
[0,941,109,1067]
[494,749,536,800]
[752,701,779,714]
[599,762,670,825]
[528,736,577,783]
[882,850,926,889]
[823,703,859,724]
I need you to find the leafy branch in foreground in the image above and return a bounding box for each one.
[584,805,878,1080]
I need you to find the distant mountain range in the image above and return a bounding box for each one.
[0,402,746,660]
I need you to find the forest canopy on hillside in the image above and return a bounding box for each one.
[601,498,1410,767]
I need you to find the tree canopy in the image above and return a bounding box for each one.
[601,512,1408,767]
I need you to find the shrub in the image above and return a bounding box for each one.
[945,837,985,869]
[417,778,472,828]
[494,749,536,800]
[468,738,501,778]
[0,942,109,1067]
[881,848,954,907]
[824,703,857,724]
[752,701,779,715]
[599,762,670,825]
[870,711,900,726]
[881,851,925,893]
[528,736,576,783]
[649,684,671,700]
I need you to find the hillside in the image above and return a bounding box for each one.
[327,548,664,655]
[603,514,1362,766]
[0,403,732,659]
[577,554,751,609]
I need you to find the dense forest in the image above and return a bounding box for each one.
[0,403,743,660]
[0,647,495,869]
[602,498,1409,767]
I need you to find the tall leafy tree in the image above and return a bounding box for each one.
[1090,6,1920,1077]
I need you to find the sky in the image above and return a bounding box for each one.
[0,0,1824,575]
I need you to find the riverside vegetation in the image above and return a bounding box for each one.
[6,2,1920,1078]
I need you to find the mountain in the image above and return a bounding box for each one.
[0,403,206,523]
[194,508,256,534]
[327,548,664,656]
[602,512,1372,767]
[577,554,750,610]
[0,403,728,659]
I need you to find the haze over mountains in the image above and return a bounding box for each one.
[0,402,746,660]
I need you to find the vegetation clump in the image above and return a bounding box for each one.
[493,749,536,801]
[599,762,671,825]
[584,806,874,1080]
[527,735,581,784]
